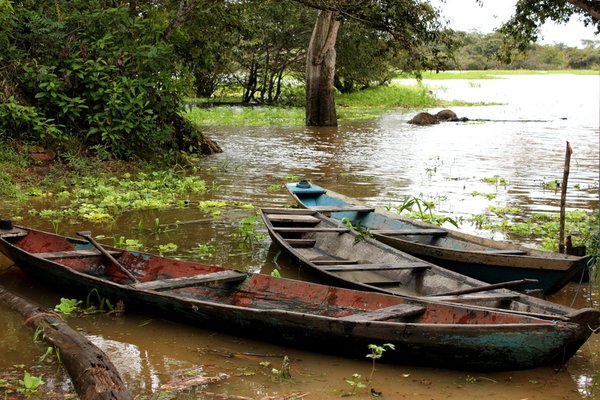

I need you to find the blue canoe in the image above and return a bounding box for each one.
[286,181,591,295]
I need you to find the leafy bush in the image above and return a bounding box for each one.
[1,1,193,159]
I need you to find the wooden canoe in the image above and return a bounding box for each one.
[285,181,591,295]
[260,207,600,360]
[0,224,594,371]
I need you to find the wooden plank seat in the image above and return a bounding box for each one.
[285,238,316,248]
[263,208,316,216]
[477,249,528,255]
[322,263,431,272]
[432,293,521,303]
[272,227,350,233]
[36,249,122,259]
[311,259,359,265]
[132,270,247,291]
[339,303,426,322]
[363,279,405,286]
[309,205,375,213]
[267,214,320,224]
[373,229,448,236]
[0,228,28,238]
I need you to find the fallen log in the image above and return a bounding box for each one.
[0,284,131,400]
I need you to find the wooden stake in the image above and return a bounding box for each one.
[559,141,573,254]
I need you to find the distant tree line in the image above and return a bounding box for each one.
[450,31,600,71]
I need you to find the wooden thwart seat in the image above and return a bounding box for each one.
[432,293,521,303]
[363,279,405,286]
[373,229,448,236]
[36,249,122,259]
[0,228,28,238]
[340,303,426,322]
[285,238,316,248]
[267,214,320,224]
[309,205,375,213]
[477,249,528,255]
[322,263,431,272]
[263,208,316,215]
[132,270,247,291]
[311,259,359,265]
[273,227,350,233]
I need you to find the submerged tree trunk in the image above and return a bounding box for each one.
[0,285,131,400]
[305,10,339,127]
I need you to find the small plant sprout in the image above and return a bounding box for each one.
[270,355,292,381]
[54,298,82,316]
[18,371,44,394]
[270,268,281,278]
[345,373,367,396]
[341,217,372,244]
[192,243,215,259]
[235,215,266,249]
[366,343,395,387]
[39,346,59,363]
[395,195,459,228]
[85,289,114,314]
[158,242,178,256]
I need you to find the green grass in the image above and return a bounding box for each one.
[337,84,438,120]
[416,69,600,80]
[185,106,305,127]
[183,83,443,126]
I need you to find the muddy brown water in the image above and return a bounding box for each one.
[0,74,598,399]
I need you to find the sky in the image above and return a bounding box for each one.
[430,0,599,48]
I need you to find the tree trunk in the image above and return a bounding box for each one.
[0,285,132,400]
[305,10,339,127]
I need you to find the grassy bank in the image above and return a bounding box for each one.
[184,69,598,127]
[418,69,600,80]
[184,83,443,127]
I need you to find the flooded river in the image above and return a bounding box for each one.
[0,74,598,399]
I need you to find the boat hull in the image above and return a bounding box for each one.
[286,182,591,295]
[0,225,592,371]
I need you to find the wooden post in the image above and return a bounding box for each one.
[0,285,132,400]
[559,141,573,254]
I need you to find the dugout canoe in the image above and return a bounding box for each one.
[285,181,591,295]
[0,223,592,371]
[260,206,599,359]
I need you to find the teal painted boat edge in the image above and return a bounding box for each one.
[285,181,588,295]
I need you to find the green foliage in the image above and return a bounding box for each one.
[345,373,367,395]
[270,268,281,278]
[28,171,206,224]
[341,217,373,244]
[38,346,58,363]
[192,243,215,259]
[18,371,44,394]
[270,355,292,381]
[2,1,194,159]
[395,195,459,228]
[235,215,266,249]
[158,242,178,256]
[186,106,305,127]
[482,176,509,187]
[172,0,313,103]
[496,2,599,65]
[447,30,600,71]
[54,298,82,316]
[366,343,395,387]
[85,289,114,314]
[471,191,497,200]
[468,207,599,257]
